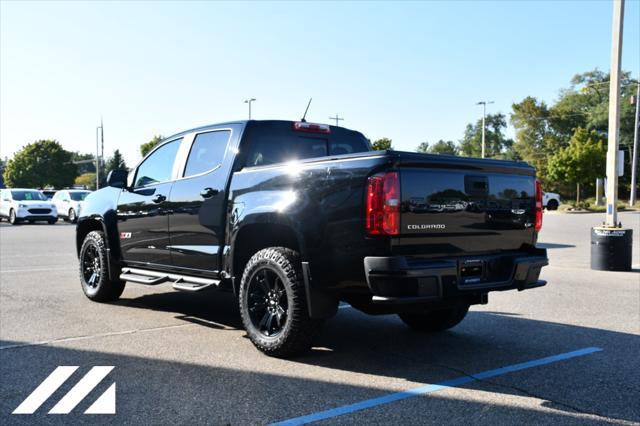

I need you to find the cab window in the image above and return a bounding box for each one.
[183,130,231,177]
[134,139,182,187]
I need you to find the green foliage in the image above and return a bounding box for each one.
[3,140,78,189]
[510,68,638,197]
[105,149,127,176]
[459,113,514,159]
[547,128,606,203]
[140,135,164,157]
[510,96,563,185]
[75,172,96,190]
[71,152,96,174]
[416,140,458,155]
[372,138,392,151]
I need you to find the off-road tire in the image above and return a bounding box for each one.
[398,304,469,332]
[239,247,324,357]
[79,230,125,302]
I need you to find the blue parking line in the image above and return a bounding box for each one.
[271,347,602,426]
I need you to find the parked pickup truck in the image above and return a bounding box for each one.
[76,120,548,357]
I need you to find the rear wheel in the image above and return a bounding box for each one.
[398,304,469,332]
[239,247,324,357]
[546,199,559,211]
[79,230,125,302]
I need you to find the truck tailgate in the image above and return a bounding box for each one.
[395,155,537,256]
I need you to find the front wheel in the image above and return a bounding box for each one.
[9,209,19,225]
[79,230,125,302]
[398,304,469,332]
[68,208,77,223]
[239,247,324,357]
[546,200,559,211]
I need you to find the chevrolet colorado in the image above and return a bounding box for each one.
[76,120,548,357]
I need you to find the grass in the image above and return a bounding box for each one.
[557,197,640,213]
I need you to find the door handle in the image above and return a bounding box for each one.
[152,194,166,203]
[200,187,219,198]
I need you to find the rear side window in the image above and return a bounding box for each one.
[135,138,182,187]
[183,130,231,177]
[243,121,370,167]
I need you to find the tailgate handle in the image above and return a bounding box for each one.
[465,175,489,196]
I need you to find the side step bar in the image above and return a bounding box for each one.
[120,267,220,292]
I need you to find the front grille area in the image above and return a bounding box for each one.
[28,208,51,214]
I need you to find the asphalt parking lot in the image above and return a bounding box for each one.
[1,212,639,425]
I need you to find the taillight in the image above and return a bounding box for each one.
[366,172,400,235]
[293,122,331,134]
[535,180,543,232]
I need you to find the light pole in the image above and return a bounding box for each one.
[476,101,494,158]
[95,122,103,190]
[630,81,639,206]
[244,98,256,120]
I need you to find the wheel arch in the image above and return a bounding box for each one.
[228,222,302,295]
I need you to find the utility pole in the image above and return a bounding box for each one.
[95,121,103,190]
[244,98,256,120]
[591,0,632,272]
[476,101,494,158]
[604,0,624,227]
[630,80,639,206]
[329,114,344,127]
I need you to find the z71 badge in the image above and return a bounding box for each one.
[120,232,132,239]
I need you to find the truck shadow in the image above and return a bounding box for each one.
[102,289,640,423]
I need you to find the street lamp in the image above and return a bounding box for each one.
[476,101,494,158]
[244,98,256,120]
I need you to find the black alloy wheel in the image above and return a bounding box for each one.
[247,268,289,337]
[82,243,102,291]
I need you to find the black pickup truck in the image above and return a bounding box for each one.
[76,120,548,357]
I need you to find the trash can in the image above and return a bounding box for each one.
[590,227,633,271]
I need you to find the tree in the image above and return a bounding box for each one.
[371,138,392,151]
[0,157,7,188]
[416,140,458,155]
[547,69,638,196]
[140,135,164,157]
[75,173,96,190]
[3,140,78,189]
[547,128,606,204]
[71,152,96,175]
[459,113,514,159]
[510,96,562,184]
[105,149,127,176]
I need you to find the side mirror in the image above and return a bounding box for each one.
[106,169,129,189]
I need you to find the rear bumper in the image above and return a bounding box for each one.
[363,249,548,305]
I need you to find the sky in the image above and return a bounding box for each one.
[1,0,639,166]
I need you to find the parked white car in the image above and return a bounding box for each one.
[542,191,561,211]
[52,189,92,223]
[0,188,58,225]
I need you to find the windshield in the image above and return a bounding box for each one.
[70,191,90,201]
[11,190,48,201]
